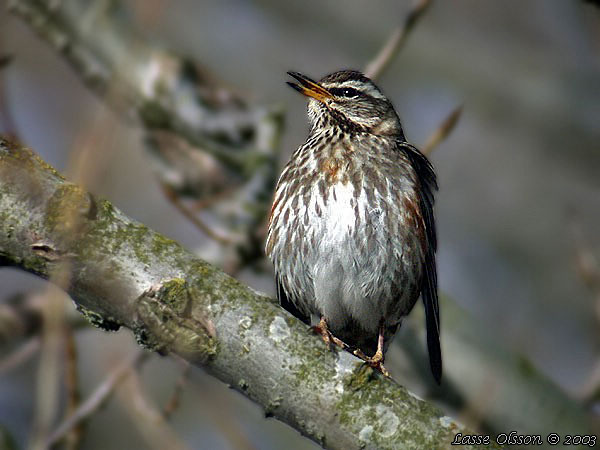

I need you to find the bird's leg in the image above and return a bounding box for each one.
[353,321,391,378]
[312,317,350,351]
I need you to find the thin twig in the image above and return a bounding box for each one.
[189,372,258,450]
[568,210,600,402]
[162,185,234,246]
[0,291,87,347]
[421,104,463,156]
[163,362,191,421]
[0,337,40,374]
[578,359,600,404]
[46,350,148,447]
[364,0,432,80]
[119,368,190,450]
[63,327,83,450]
[29,288,67,450]
[29,94,101,448]
[569,210,600,322]
[570,215,600,296]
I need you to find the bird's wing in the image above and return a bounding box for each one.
[402,142,442,384]
[275,273,310,325]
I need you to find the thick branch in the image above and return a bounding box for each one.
[0,140,490,449]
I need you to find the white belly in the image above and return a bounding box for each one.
[268,174,423,336]
[307,182,395,334]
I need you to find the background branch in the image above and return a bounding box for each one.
[364,0,432,80]
[8,0,284,268]
[422,105,463,156]
[47,350,147,447]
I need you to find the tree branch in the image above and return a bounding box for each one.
[8,0,284,266]
[422,105,463,156]
[0,138,488,449]
[364,0,432,80]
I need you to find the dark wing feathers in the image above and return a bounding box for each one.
[276,273,310,325]
[402,142,442,384]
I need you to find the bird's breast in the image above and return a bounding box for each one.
[311,179,367,245]
[266,134,425,325]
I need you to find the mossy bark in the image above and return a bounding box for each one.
[0,139,498,449]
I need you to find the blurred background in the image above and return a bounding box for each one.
[1,0,599,448]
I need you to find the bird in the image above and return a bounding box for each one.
[265,70,441,383]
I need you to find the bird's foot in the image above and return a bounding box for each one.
[353,348,391,378]
[312,317,349,351]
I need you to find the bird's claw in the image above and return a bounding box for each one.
[312,318,349,351]
[353,348,391,378]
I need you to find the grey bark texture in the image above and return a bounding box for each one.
[0,139,493,449]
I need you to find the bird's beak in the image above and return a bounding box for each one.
[287,71,332,103]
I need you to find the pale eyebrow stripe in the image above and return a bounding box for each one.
[322,79,386,100]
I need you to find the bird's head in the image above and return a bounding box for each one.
[287,70,403,137]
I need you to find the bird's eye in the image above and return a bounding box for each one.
[331,87,360,98]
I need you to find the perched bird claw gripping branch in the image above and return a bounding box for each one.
[266,70,442,383]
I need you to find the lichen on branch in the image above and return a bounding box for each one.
[0,138,491,449]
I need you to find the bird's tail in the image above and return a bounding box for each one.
[423,263,442,384]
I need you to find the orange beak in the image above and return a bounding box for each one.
[287,71,332,103]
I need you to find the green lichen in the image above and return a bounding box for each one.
[183,261,255,323]
[92,199,161,267]
[265,395,283,417]
[343,364,379,391]
[98,198,114,215]
[285,327,337,391]
[21,255,49,276]
[31,151,64,181]
[125,223,153,266]
[5,223,14,239]
[334,371,499,450]
[139,100,171,129]
[151,233,181,260]
[237,315,253,348]
[135,279,218,362]
[70,197,158,269]
[76,303,121,332]
[133,324,164,352]
[0,138,64,181]
[45,183,91,237]
[153,278,188,312]
[212,273,338,391]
